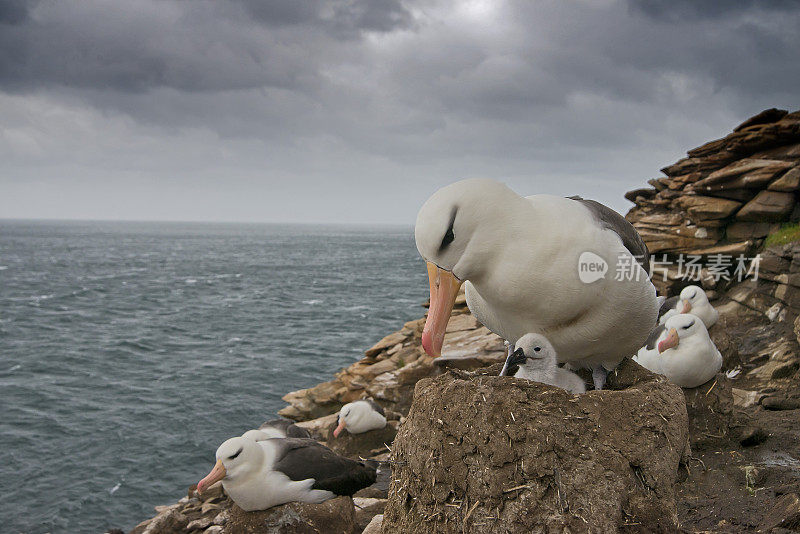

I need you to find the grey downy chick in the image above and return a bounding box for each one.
[500,333,586,394]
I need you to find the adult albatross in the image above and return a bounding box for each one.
[197,437,376,511]
[414,178,658,389]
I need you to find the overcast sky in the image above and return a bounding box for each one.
[1,0,799,224]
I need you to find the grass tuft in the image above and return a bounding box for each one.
[765,223,800,247]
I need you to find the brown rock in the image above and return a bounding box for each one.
[366,331,409,358]
[366,356,439,414]
[624,187,657,202]
[693,158,795,191]
[661,152,737,177]
[726,221,779,240]
[359,358,398,380]
[761,396,800,411]
[222,497,356,534]
[187,517,213,530]
[676,195,742,220]
[353,498,387,532]
[758,493,800,532]
[733,108,788,132]
[701,188,758,203]
[637,212,684,225]
[383,369,689,533]
[632,225,719,254]
[736,190,796,221]
[134,505,189,534]
[769,166,800,191]
[361,514,384,534]
[197,482,225,503]
[688,240,755,257]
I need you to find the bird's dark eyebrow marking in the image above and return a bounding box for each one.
[439,207,457,251]
[685,319,695,328]
[229,446,243,459]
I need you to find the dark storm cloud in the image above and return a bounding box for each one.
[1,0,800,223]
[630,0,800,22]
[0,0,412,93]
[0,0,33,24]
[238,0,413,34]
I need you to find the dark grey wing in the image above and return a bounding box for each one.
[568,196,650,274]
[285,424,311,439]
[259,418,293,436]
[261,418,311,439]
[644,324,666,351]
[658,296,679,319]
[364,398,385,417]
[272,438,377,496]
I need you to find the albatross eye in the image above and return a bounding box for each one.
[534,347,541,352]
[439,209,457,251]
[440,226,454,249]
[228,447,243,460]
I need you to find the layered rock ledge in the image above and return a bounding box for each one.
[625,108,800,295]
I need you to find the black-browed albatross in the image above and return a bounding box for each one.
[333,399,387,437]
[414,178,659,389]
[657,285,718,328]
[197,436,376,511]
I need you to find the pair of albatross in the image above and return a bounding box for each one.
[415,179,659,389]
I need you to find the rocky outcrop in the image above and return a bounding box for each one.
[625,108,800,295]
[278,293,505,423]
[223,497,357,534]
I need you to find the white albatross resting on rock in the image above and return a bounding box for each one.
[197,437,376,511]
[633,314,722,388]
[333,399,387,437]
[500,333,586,394]
[658,285,718,328]
[241,418,311,441]
[415,179,659,389]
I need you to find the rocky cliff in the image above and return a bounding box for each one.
[625,108,800,295]
[128,109,800,534]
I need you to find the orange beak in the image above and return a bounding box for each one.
[658,328,679,353]
[197,459,226,494]
[421,262,463,357]
[680,299,692,313]
[333,420,347,438]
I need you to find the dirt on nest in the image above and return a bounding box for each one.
[383,359,690,533]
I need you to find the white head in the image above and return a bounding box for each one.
[415,179,522,357]
[415,178,519,279]
[333,400,386,437]
[241,429,269,442]
[197,437,263,494]
[658,313,705,353]
[500,333,557,376]
[678,285,709,314]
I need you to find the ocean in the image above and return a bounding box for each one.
[0,220,428,533]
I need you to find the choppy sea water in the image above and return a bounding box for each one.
[0,220,428,533]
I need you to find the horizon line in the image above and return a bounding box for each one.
[0,216,415,227]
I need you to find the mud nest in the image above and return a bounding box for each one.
[383,359,690,533]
